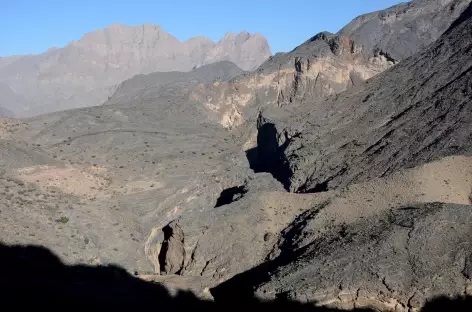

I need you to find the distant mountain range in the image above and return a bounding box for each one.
[0,24,271,117]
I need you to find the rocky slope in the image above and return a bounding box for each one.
[0,62,262,275]
[171,154,472,303]
[338,0,471,61]
[0,24,270,117]
[218,201,472,311]
[207,4,472,309]
[254,0,472,193]
[191,0,470,129]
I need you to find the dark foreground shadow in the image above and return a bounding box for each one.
[0,242,470,311]
[211,239,472,312]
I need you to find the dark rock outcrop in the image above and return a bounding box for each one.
[338,0,471,61]
[159,221,186,275]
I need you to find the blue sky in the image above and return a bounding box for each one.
[1,0,404,56]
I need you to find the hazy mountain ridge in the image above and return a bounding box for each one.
[107,61,245,105]
[0,55,26,69]
[0,24,271,116]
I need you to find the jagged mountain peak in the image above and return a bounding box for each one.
[77,23,178,46]
[219,31,254,45]
[223,30,250,38]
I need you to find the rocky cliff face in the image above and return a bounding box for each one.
[191,0,471,129]
[191,32,393,128]
[0,24,271,116]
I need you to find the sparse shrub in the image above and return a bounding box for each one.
[55,216,69,224]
